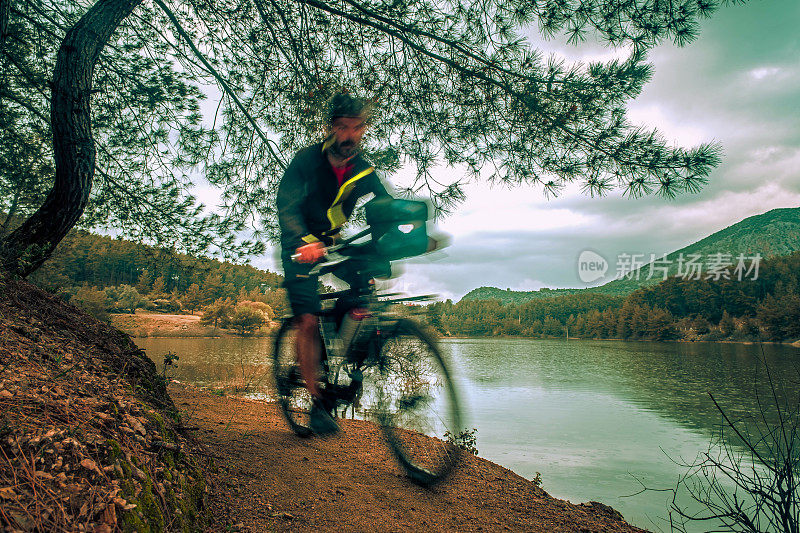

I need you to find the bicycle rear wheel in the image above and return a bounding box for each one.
[273,318,314,437]
[366,318,463,485]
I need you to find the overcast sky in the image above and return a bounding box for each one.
[252,0,800,301]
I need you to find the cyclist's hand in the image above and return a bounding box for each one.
[295,242,325,263]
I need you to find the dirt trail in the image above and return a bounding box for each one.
[171,383,647,533]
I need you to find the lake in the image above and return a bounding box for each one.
[134,335,800,532]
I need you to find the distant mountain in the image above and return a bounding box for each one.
[461,286,584,303]
[462,207,800,304]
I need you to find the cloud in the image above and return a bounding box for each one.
[748,66,784,81]
[625,104,709,147]
[511,278,549,292]
[398,178,800,299]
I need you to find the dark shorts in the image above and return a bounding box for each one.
[281,252,322,316]
[281,249,391,317]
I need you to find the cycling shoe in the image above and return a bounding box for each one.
[309,399,340,436]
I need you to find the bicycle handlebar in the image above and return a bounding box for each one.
[291,226,374,265]
[292,224,446,279]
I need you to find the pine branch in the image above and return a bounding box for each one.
[333,0,544,84]
[152,0,286,169]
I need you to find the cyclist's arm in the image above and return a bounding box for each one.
[277,159,319,249]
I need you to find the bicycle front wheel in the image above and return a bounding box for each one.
[368,318,463,485]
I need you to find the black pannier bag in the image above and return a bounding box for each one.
[365,197,429,261]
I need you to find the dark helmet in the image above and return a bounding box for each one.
[326,92,371,124]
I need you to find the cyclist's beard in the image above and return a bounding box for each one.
[330,139,359,160]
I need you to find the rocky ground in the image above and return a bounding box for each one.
[1,275,647,532]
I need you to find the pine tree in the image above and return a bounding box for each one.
[106,284,145,314]
[718,310,735,338]
[200,297,235,330]
[0,0,738,276]
[71,286,111,321]
[647,307,676,341]
[228,304,267,335]
[136,268,154,295]
[181,283,202,315]
[150,276,167,298]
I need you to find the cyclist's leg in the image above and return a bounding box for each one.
[281,253,323,398]
[294,313,322,398]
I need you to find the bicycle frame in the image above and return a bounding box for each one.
[308,239,436,412]
[274,227,463,484]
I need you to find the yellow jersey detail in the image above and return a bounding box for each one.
[326,167,374,230]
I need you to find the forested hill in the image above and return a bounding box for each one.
[27,228,289,316]
[430,250,800,341]
[32,229,283,294]
[462,206,800,304]
[463,286,584,303]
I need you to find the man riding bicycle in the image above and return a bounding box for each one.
[276,92,391,436]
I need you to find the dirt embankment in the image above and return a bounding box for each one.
[1,275,647,532]
[0,277,209,532]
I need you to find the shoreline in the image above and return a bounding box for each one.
[110,312,276,338]
[113,312,800,347]
[437,333,800,347]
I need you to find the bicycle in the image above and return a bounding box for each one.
[272,198,463,486]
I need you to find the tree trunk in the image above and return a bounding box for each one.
[0,0,142,277]
[0,0,10,51]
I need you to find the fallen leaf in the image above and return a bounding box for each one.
[125,414,146,436]
[80,458,102,476]
[103,502,117,526]
[113,497,129,508]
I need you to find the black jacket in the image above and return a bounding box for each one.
[277,141,390,252]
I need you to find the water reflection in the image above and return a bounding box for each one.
[444,339,800,443]
[136,337,274,392]
[442,338,800,532]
